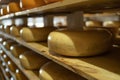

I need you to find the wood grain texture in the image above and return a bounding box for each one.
[0,31,120,80]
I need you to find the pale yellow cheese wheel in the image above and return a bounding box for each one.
[44,0,61,4]
[7,2,21,13]
[4,26,11,34]
[85,21,102,27]
[15,69,28,80]
[103,21,120,27]
[2,40,17,50]
[10,44,29,58]
[10,26,22,37]
[19,51,49,70]
[7,61,17,72]
[20,27,56,42]
[39,62,86,80]
[48,29,112,56]
[21,0,45,10]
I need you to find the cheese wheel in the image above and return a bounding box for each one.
[4,26,11,34]
[48,29,112,56]
[15,69,28,80]
[7,61,17,72]
[3,54,10,63]
[19,51,49,70]
[85,21,102,27]
[103,21,120,27]
[10,26,22,37]
[20,0,45,10]
[20,27,56,42]
[5,68,11,78]
[44,0,61,4]
[7,2,21,13]
[3,40,17,50]
[2,7,8,15]
[39,62,86,80]
[10,44,29,58]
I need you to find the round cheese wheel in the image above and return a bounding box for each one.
[85,21,102,27]
[20,27,56,42]
[48,29,112,56]
[2,7,8,15]
[3,40,17,50]
[39,62,86,80]
[19,51,49,70]
[3,54,10,63]
[103,21,120,27]
[20,0,45,10]
[10,44,29,58]
[4,26,11,34]
[44,0,61,4]
[10,26,22,37]
[15,69,28,80]
[7,2,21,13]
[7,61,17,72]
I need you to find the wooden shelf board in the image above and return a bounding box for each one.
[0,66,9,80]
[0,0,120,20]
[0,44,40,80]
[0,31,120,80]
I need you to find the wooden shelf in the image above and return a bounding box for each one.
[0,44,40,80]
[0,31,120,80]
[0,0,120,20]
[0,66,9,80]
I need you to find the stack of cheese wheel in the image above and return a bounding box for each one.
[7,2,21,13]
[20,0,45,10]
[19,51,49,70]
[85,21,102,27]
[39,61,86,80]
[15,69,28,80]
[7,60,17,72]
[10,26,23,37]
[20,27,56,42]
[4,25,11,34]
[3,40,17,50]
[10,44,29,58]
[44,0,62,4]
[48,29,112,57]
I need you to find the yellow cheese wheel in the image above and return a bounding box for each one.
[20,27,56,42]
[2,7,9,15]
[85,21,102,27]
[15,69,28,80]
[3,40,17,50]
[48,29,112,56]
[39,62,86,80]
[7,2,21,13]
[4,25,11,34]
[7,61,17,72]
[3,54,10,63]
[20,0,45,10]
[103,21,120,27]
[10,44,29,58]
[10,26,22,37]
[19,51,49,70]
[44,0,62,4]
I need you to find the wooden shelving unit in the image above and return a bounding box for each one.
[0,0,120,80]
[0,31,120,80]
[0,44,40,80]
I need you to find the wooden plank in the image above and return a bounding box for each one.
[0,32,120,80]
[0,44,40,80]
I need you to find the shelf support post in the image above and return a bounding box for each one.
[44,15,54,27]
[67,11,84,30]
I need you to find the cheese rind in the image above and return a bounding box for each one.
[20,27,56,42]
[39,62,86,80]
[10,26,22,37]
[48,29,112,56]
[19,51,49,70]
